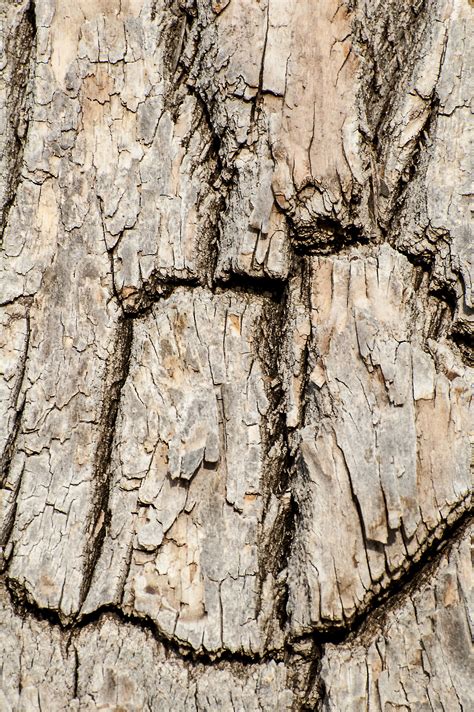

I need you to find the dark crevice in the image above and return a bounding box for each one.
[269,262,312,638]
[426,286,456,338]
[0,308,31,488]
[72,646,79,699]
[182,85,235,287]
[78,318,133,610]
[119,271,287,319]
[248,0,269,128]
[295,645,325,712]
[382,95,441,238]
[450,327,474,367]
[0,464,24,570]
[162,0,198,86]
[271,486,299,632]
[0,0,36,246]
[380,237,471,365]
[120,274,202,318]
[0,416,26,558]
[291,220,367,254]
[0,305,32,561]
[253,284,292,633]
[2,509,470,670]
[162,1,229,287]
[353,0,445,268]
[289,507,472,648]
[6,579,286,666]
[214,271,286,301]
[355,0,430,150]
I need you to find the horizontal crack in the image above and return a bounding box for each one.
[4,508,471,663]
[120,272,288,318]
[290,507,472,648]
[5,580,288,666]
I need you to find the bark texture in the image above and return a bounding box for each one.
[0,0,472,710]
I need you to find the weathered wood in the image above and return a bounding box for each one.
[320,528,473,711]
[0,0,472,709]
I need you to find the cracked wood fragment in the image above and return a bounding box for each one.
[319,527,473,711]
[83,287,286,654]
[0,570,302,710]
[287,244,472,633]
[4,222,121,616]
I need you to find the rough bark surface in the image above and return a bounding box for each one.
[0,0,472,710]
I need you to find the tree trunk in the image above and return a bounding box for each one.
[0,0,472,709]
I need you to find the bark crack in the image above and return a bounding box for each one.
[79,318,133,611]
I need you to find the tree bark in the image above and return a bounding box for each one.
[0,0,472,710]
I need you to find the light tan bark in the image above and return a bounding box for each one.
[0,0,472,709]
